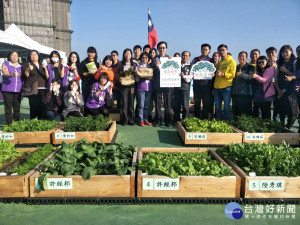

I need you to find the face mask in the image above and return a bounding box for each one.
[51,57,59,63]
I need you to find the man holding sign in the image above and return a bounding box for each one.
[153,41,180,127]
[191,44,215,120]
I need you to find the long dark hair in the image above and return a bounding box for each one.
[277,45,296,67]
[150,48,158,58]
[27,50,41,64]
[87,46,98,62]
[67,51,80,68]
[296,45,300,71]
[256,56,270,74]
[121,48,134,66]
[49,50,61,65]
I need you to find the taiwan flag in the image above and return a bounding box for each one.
[148,9,158,48]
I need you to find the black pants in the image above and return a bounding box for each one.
[232,94,252,118]
[28,89,47,119]
[86,106,110,117]
[193,85,213,119]
[120,86,134,124]
[253,101,271,119]
[173,88,190,122]
[3,91,21,124]
[154,88,172,125]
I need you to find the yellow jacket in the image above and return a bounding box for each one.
[214,55,237,89]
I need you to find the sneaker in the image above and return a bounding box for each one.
[129,122,135,126]
[153,122,160,127]
[140,122,145,127]
[144,121,152,125]
[165,123,173,128]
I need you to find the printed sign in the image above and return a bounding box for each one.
[0,133,15,140]
[55,132,76,139]
[142,178,180,190]
[191,61,216,80]
[159,57,181,87]
[35,178,73,190]
[245,133,265,141]
[186,133,207,140]
[249,180,285,191]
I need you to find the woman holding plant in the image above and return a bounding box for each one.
[116,49,137,125]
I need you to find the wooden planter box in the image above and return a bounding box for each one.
[177,123,243,145]
[0,148,46,198]
[224,158,300,198]
[0,129,54,144]
[137,148,241,198]
[51,121,117,144]
[29,148,137,198]
[240,129,299,145]
[110,113,121,122]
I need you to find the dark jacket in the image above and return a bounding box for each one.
[79,57,99,97]
[21,62,47,88]
[176,62,192,91]
[232,63,255,95]
[45,90,64,114]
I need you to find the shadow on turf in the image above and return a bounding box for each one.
[157,130,183,146]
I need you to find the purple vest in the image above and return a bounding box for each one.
[2,61,22,93]
[85,82,110,108]
[136,65,152,92]
[61,66,77,91]
[47,64,56,89]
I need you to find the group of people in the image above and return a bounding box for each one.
[1,42,300,131]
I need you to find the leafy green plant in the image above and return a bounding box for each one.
[138,151,233,178]
[183,117,233,133]
[63,115,110,132]
[2,118,59,132]
[8,144,54,175]
[0,140,24,169]
[38,140,136,190]
[216,142,300,176]
[229,114,282,133]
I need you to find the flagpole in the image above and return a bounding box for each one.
[148,8,150,44]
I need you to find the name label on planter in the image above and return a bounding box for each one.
[0,133,15,140]
[187,133,207,140]
[245,133,265,141]
[35,178,73,190]
[55,132,76,139]
[249,180,285,191]
[143,178,179,190]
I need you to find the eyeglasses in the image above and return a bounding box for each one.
[258,61,266,65]
[159,47,166,50]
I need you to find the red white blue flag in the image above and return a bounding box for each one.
[148,9,158,48]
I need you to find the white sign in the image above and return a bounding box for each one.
[159,57,181,87]
[55,132,76,139]
[186,133,207,140]
[35,178,73,190]
[142,178,180,190]
[0,133,15,140]
[249,180,285,191]
[245,133,265,141]
[191,61,216,80]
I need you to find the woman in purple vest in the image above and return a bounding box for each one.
[136,52,153,126]
[1,51,22,124]
[61,52,81,91]
[85,72,113,117]
[46,50,64,90]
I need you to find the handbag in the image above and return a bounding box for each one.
[136,68,153,79]
[119,75,135,86]
[21,80,38,96]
